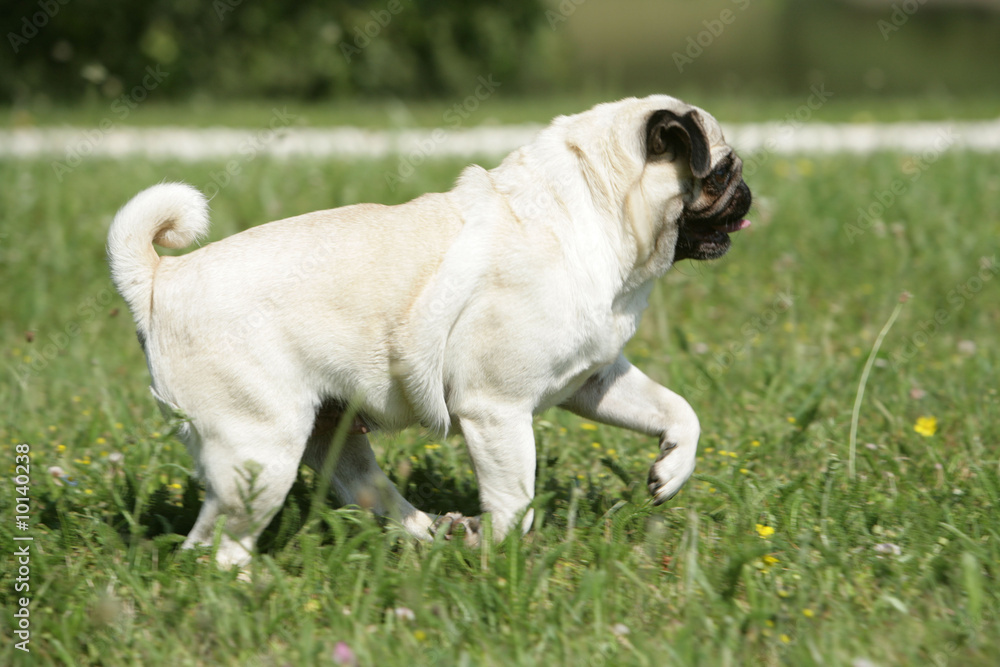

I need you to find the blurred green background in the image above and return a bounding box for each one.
[3,0,999,119]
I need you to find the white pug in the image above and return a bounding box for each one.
[108,95,752,566]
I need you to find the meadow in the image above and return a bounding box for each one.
[1,144,998,665]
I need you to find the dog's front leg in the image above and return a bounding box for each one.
[448,402,536,544]
[562,354,700,504]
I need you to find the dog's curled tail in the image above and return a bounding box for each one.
[107,183,209,338]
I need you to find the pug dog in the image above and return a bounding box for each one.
[108,95,752,567]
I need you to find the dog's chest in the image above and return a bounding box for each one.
[535,295,646,411]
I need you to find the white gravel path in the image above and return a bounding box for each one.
[2,120,1000,162]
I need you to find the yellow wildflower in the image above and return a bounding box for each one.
[914,416,937,437]
[581,423,598,431]
[756,524,775,538]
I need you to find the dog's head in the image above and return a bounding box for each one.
[643,105,752,261]
[555,95,752,272]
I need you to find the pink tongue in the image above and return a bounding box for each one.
[715,219,752,233]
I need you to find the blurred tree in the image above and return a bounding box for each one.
[1,0,557,103]
[3,0,1000,104]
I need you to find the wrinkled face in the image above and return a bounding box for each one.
[675,152,753,261]
[644,107,753,261]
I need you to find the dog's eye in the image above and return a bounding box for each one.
[708,164,729,188]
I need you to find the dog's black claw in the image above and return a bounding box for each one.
[648,440,682,505]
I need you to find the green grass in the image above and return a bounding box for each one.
[6,91,1000,130]
[1,148,999,665]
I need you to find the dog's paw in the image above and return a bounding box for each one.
[647,440,695,505]
[431,512,482,547]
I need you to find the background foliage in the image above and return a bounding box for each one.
[2,0,555,103]
[5,0,1000,105]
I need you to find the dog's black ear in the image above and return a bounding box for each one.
[645,109,712,178]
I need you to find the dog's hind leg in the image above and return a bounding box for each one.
[304,407,435,540]
[181,414,312,568]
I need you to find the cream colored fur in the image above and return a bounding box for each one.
[108,95,744,567]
